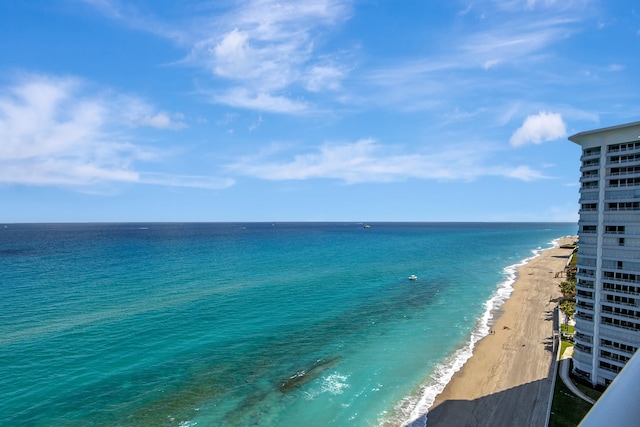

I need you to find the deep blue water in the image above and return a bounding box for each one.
[0,222,576,426]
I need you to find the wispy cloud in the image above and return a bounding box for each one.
[0,74,229,189]
[457,16,577,68]
[225,139,548,183]
[79,0,188,43]
[357,1,586,115]
[209,87,309,113]
[81,0,597,129]
[185,0,353,112]
[84,0,353,113]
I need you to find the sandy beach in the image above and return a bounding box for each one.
[426,236,577,427]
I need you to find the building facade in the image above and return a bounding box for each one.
[570,121,640,387]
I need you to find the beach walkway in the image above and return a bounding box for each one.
[559,349,596,405]
[425,237,577,427]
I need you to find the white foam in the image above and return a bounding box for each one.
[303,371,350,400]
[321,372,350,395]
[381,237,562,427]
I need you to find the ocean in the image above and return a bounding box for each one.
[0,222,576,426]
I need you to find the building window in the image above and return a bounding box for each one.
[605,226,625,234]
[601,316,640,331]
[576,343,593,354]
[603,281,640,295]
[608,177,640,187]
[610,153,640,164]
[603,271,640,283]
[600,339,638,354]
[609,166,640,176]
[608,142,640,153]
[607,202,640,211]
[601,305,640,319]
[599,361,623,373]
[605,294,636,306]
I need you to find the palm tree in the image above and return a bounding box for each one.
[559,280,576,300]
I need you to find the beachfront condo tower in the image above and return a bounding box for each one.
[570,121,640,387]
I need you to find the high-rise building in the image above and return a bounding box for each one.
[569,121,640,387]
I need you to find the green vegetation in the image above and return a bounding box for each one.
[560,324,575,334]
[559,254,577,321]
[568,250,578,268]
[549,338,604,426]
[573,377,604,402]
[549,369,594,427]
[560,300,575,319]
[549,250,606,426]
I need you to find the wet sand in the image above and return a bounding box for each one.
[426,236,577,427]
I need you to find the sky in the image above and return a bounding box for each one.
[1,0,639,223]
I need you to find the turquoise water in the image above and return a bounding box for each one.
[0,222,576,426]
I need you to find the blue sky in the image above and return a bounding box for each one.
[1,0,639,223]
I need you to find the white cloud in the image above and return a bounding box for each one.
[184,0,352,111]
[606,63,624,72]
[140,173,234,189]
[358,3,583,114]
[305,65,345,91]
[483,59,501,70]
[79,0,188,43]
[210,29,254,79]
[509,111,567,146]
[112,95,186,129]
[137,112,187,130]
[226,139,547,183]
[460,17,576,68]
[505,165,548,181]
[84,0,589,120]
[212,87,308,113]
[0,74,226,189]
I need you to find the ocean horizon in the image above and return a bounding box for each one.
[1,222,576,426]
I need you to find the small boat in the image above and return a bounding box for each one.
[408,275,418,281]
[364,224,371,229]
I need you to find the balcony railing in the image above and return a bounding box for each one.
[600,343,636,355]
[577,282,594,290]
[603,272,640,284]
[602,284,640,296]
[600,353,631,365]
[604,205,640,212]
[602,297,638,308]
[608,157,640,165]
[575,332,593,344]
[608,144,640,153]
[598,363,623,374]
[601,308,640,321]
[601,317,640,332]
[577,303,595,312]
[576,312,595,322]
[576,343,593,354]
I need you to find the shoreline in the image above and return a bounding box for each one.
[421,235,577,427]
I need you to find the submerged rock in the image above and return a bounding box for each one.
[278,356,341,393]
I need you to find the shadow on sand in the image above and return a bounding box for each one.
[422,378,553,427]
[419,331,557,427]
